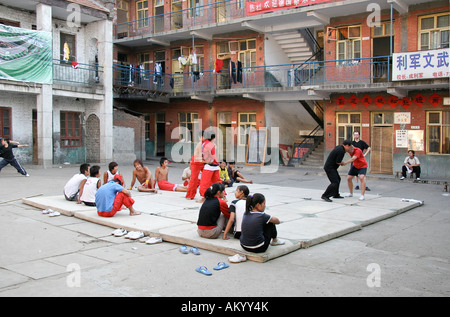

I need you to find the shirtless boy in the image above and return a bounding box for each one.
[155,157,188,192]
[129,159,158,193]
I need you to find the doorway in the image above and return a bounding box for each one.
[372,36,391,82]
[86,114,100,163]
[156,112,165,156]
[370,112,393,174]
[217,112,231,160]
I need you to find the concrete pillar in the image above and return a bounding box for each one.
[36,3,53,168]
[96,19,114,164]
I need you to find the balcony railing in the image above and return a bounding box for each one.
[114,0,246,39]
[112,56,391,95]
[53,59,102,86]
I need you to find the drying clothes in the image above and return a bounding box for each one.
[237,60,242,83]
[230,61,237,84]
[214,59,223,73]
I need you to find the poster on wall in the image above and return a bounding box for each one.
[392,48,450,81]
[408,130,424,151]
[0,24,53,84]
[396,130,408,148]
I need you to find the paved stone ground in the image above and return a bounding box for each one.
[0,161,449,301]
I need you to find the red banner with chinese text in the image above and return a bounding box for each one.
[246,0,333,16]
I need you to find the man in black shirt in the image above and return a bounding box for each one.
[321,140,352,202]
[0,137,29,177]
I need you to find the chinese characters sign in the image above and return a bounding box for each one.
[246,0,332,16]
[393,48,449,81]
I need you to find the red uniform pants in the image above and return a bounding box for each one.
[97,192,135,217]
[199,169,221,197]
[186,161,204,199]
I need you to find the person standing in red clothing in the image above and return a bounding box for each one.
[186,131,205,200]
[340,144,368,201]
[199,131,221,198]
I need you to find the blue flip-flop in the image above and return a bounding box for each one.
[213,262,229,270]
[179,245,189,254]
[190,246,201,255]
[195,266,212,276]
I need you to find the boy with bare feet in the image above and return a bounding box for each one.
[129,159,157,193]
[155,157,188,192]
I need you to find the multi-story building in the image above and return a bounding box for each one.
[0,0,114,167]
[111,0,449,178]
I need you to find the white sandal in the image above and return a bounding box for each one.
[228,254,247,263]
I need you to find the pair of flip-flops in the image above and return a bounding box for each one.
[195,262,229,276]
[179,245,201,255]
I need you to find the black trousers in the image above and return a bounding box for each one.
[0,158,27,175]
[241,222,277,253]
[402,165,421,178]
[323,167,340,198]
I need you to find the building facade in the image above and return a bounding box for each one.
[0,0,114,167]
[111,0,449,178]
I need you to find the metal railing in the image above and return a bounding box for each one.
[114,0,246,39]
[53,59,102,85]
[112,56,391,94]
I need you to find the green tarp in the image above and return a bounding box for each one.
[0,24,52,84]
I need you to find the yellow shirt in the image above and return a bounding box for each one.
[219,168,230,181]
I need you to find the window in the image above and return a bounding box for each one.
[216,39,257,68]
[60,33,76,63]
[238,39,257,68]
[61,111,82,147]
[144,114,151,140]
[137,0,149,28]
[189,0,203,17]
[116,0,129,38]
[0,107,12,139]
[179,112,199,141]
[372,21,393,37]
[336,112,361,145]
[137,52,150,77]
[238,112,257,145]
[332,26,361,63]
[419,13,450,50]
[427,111,450,154]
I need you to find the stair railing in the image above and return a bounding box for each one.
[291,125,323,166]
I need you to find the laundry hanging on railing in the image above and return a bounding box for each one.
[230,61,236,84]
[237,60,242,83]
[214,58,223,73]
[153,62,164,86]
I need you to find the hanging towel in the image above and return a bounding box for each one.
[214,59,223,73]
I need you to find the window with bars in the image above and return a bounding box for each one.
[60,111,82,147]
[427,110,450,154]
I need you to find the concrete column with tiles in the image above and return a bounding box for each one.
[36,3,53,168]
[96,18,114,164]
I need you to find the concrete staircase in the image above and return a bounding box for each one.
[298,139,324,168]
[272,30,314,64]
